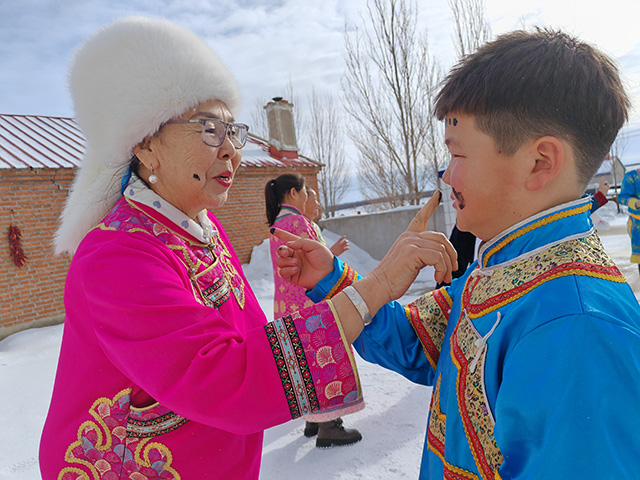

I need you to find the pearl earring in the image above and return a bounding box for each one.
[148,166,158,184]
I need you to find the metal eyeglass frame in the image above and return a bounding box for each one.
[165,118,249,149]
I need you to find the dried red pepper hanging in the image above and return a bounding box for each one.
[8,225,27,268]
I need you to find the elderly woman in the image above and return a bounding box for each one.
[40,17,455,480]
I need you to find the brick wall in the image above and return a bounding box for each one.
[0,165,319,338]
[0,168,74,338]
[216,165,320,263]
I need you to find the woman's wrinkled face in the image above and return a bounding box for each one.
[141,99,242,218]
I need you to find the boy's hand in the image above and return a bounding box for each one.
[272,230,334,290]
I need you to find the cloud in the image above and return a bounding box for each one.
[0,0,638,129]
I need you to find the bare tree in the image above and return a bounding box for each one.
[306,88,351,217]
[248,77,304,143]
[449,0,491,58]
[282,77,306,152]
[249,97,269,139]
[342,0,443,208]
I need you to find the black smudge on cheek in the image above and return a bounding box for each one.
[193,174,201,181]
[452,188,466,210]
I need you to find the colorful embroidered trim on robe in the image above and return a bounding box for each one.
[481,202,591,268]
[427,374,480,480]
[97,198,246,310]
[451,314,504,480]
[58,389,183,480]
[201,276,231,308]
[405,288,453,369]
[127,406,189,439]
[265,301,364,419]
[465,234,625,318]
[323,264,359,300]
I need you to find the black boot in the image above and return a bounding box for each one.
[316,418,362,448]
[304,417,343,437]
[304,421,319,437]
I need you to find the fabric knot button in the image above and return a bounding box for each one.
[181,221,189,229]
[153,200,162,209]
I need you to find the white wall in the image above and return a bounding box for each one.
[319,203,449,261]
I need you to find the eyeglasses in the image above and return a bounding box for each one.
[165,118,249,149]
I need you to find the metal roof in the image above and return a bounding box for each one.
[0,114,320,170]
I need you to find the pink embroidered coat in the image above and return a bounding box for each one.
[40,196,363,480]
[269,205,319,319]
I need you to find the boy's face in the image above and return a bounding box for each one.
[442,112,529,241]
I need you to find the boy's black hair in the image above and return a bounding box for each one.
[435,28,630,187]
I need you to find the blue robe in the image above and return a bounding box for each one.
[308,197,640,479]
[618,168,640,263]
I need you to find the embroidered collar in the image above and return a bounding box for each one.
[276,204,303,218]
[123,173,216,243]
[477,197,594,270]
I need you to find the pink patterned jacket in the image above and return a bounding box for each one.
[269,205,319,319]
[40,196,363,480]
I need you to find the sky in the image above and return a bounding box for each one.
[1,0,639,199]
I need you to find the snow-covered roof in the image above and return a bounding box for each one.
[0,114,320,170]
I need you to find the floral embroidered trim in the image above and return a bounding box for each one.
[265,315,319,418]
[451,314,504,480]
[466,234,625,318]
[58,388,182,480]
[265,302,364,420]
[426,374,447,461]
[428,375,480,480]
[405,288,452,369]
[324,264,359,300]
[202,276,231,308]
[127,411,189,439]
[96,197,246,310]
[482,202,591,267]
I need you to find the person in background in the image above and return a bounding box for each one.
[618,167,640,273]
[265,174,362,447]
[590,175,610,212]
[39,17,457,479]
[304,186,350,256]
[435,225,477,289]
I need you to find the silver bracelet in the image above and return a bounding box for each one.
[342,285,372,326]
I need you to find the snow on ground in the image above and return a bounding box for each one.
[1,204,637,480]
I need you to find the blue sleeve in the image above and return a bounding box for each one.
[307,256,441,386]
[495,314,640,479]
[352,300,435,386]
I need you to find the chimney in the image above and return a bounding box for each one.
[264,97,298,159]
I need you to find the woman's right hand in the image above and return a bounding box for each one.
[272,229,335,290]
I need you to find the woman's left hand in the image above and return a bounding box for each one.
[272,229,334,290]
[330,235,350,256]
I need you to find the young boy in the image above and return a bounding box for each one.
[296,29,640,478]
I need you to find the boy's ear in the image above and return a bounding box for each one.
[525,137,565,191]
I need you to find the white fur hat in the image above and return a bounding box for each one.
[54,16,241,254]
